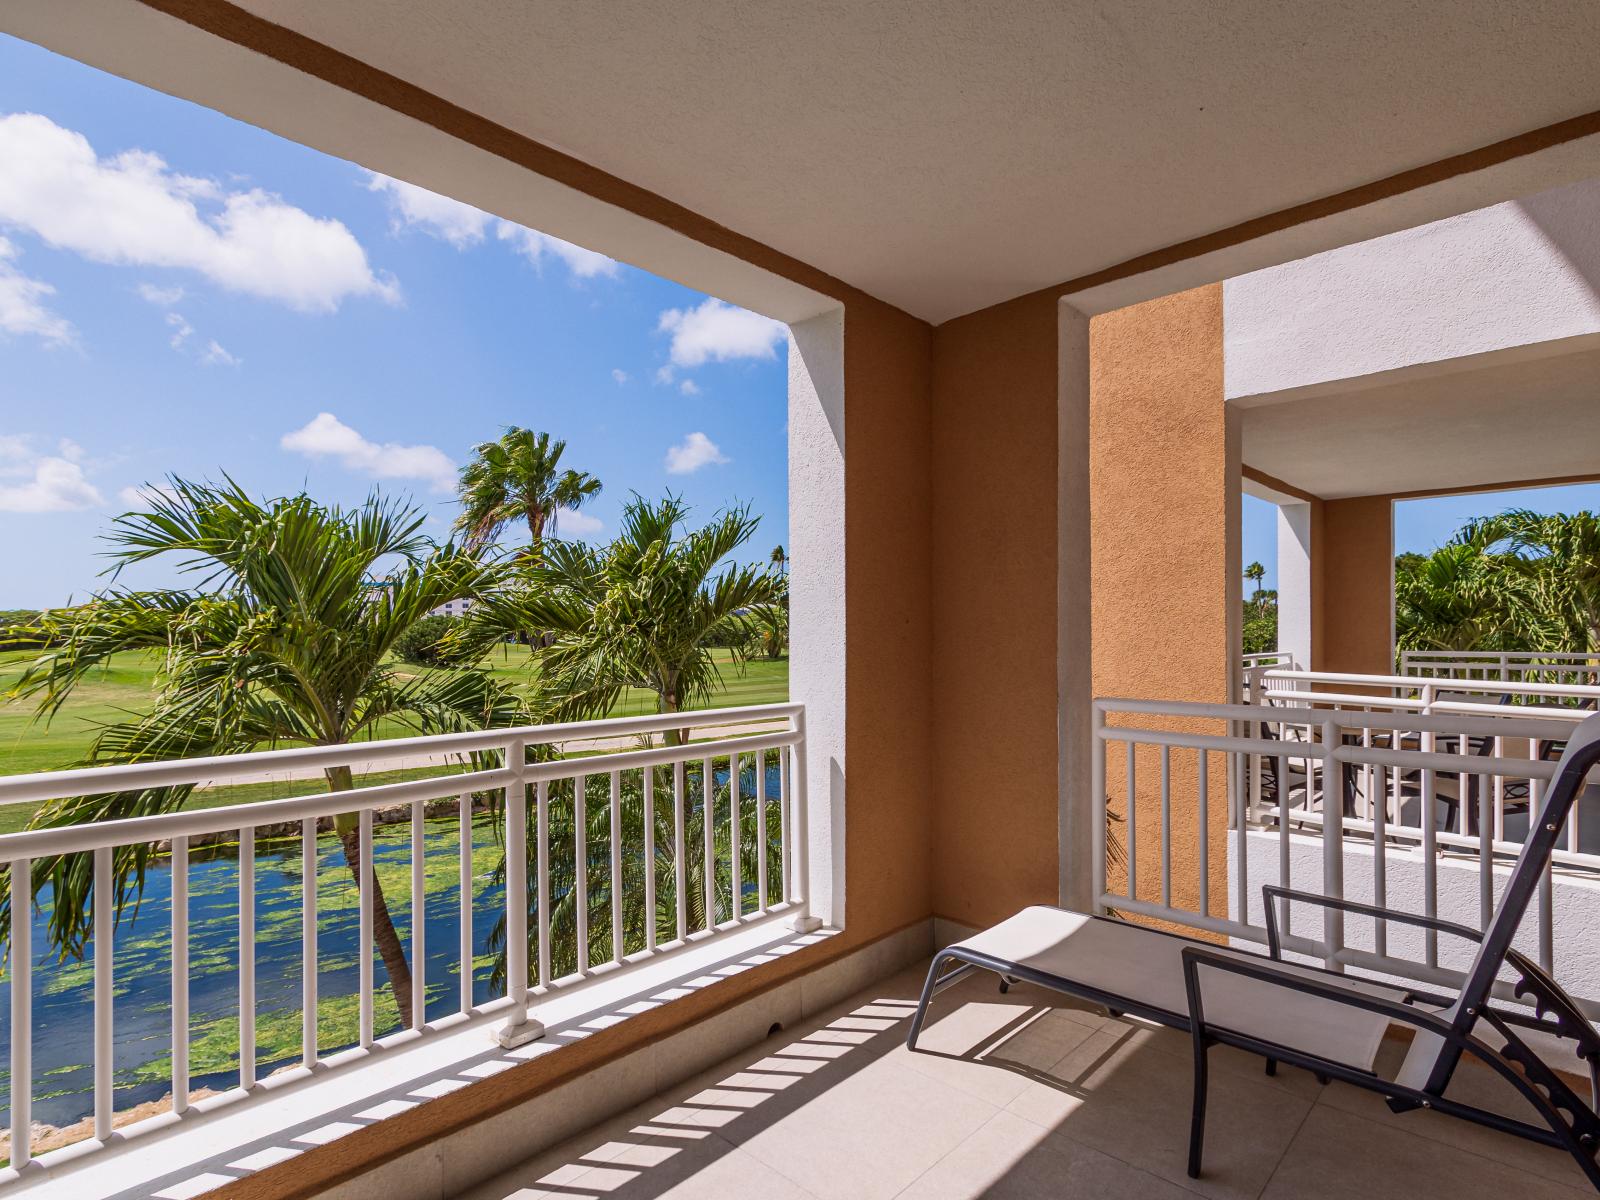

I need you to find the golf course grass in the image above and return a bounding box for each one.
[0,646,788,835]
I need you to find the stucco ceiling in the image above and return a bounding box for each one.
[206,0,1600,323]
[1239,338,1600,499]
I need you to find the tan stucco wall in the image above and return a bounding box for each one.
[1089,285,1232,926]
[1316,495,1394,674]
[929,293,1062,930]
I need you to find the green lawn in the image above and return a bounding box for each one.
[0,646,788,834]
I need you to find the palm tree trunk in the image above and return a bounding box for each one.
[327,767,414,1028]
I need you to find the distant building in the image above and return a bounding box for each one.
[429,599,475,619]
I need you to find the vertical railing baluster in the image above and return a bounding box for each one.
[358,808,374,1049]
[731,752,743,919]
[779,750,792,904]
[458,792,473,1013]
[1125,741,1138,902]
[301,818,318,1068]
[536,780,551,987]
[1421,725,1438,969]
[410,800,425,1031]
[239,825,256,1086]
[1478,768,1492,929]
[610,769,623,962]
[1321,720,1344,972]
[1091,707,1106,912]
[644,768,658,948]
[1276,743,1289,935]
[1374,765,1388,958]
[1159,745,1171,908]
[755,750,768,913]
[702,755,716,930]
[171,837,188,1116]
[576,774,589,970]
[500,740,532,1044]
[1196,750,1208,920]
[674,761,688,941]
[10,856,31,1169]
[93,846,112,1142]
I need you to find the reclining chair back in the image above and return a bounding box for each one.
[1421,711,1600,1095]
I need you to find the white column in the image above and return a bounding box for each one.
[1277,501,1313,671]
[1058,301,1093,910]
[788,309,845,929]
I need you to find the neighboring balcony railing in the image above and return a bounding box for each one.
[0,703,812,1179]
[1091,695,1600,1018]
[1400,648,1600,687]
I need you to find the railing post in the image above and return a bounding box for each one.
[1090,704,1106,914]
[496,738,544,1048]
[787,707,823,933]
[1320,718,1345,972]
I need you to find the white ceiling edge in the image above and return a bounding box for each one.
[1062,134,1600,319]
[0,0,839,327]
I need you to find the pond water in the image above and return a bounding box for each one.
[0,758,783,1132]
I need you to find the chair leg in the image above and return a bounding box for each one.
[1264,1057,1277,1077]
[1188,1038,1211,1179]
[906,953,954,1051]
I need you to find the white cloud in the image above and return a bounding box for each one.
[0,235,73,345]
[678,378,701,396]
[200,339,240,367]
[281,412,456,492]
[0,113,398,313]
[496,221,617,279]
[57,437,84,463]
[664,431,729,475]
[166,310,193,349]
[657,297,784,368]
[0,435,29,461]
[654,364,675,386]
[365,172,618,280]
[0,449,103,512]
[551,506,604,537]
[366,173,489,247]
[611,368,628,385]
[136,282,184,305]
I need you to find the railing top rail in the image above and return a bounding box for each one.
[0,702,802,808]
[0,727,801,860]
[1401,649,1600,662]
[1261,688,1587,724]
[1261,668,1600,700]
[1095,695,1579,739]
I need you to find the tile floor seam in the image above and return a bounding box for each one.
[1302,1091,1597,1198]
[1251,1084,1323,1200]
[885,1108,1018,1199]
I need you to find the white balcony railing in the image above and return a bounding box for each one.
[1091,695,1600,1017]
[1400,649,1600,688]
[0,703,812,1181]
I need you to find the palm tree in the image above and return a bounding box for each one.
[454,427,602,556]
[770,545,788,574]
[10,478,529,1026]
[1244,561,1266,613]
[1467,510,1600,652]
[465,494,784,744]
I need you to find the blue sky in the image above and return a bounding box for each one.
[1243,481,1600,592]
[0,35,789,608]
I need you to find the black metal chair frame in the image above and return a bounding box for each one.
[906,713,1600,1192]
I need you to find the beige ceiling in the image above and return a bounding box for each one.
[214,0,1600,323]
[1239,338,1600,499]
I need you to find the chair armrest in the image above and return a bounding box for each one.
[1261,885,1481,961]
[1180,945,1453,1043]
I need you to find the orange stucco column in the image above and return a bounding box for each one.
[1315,496,1394,675]
[929,293,1062,931]
[1089,284,1234,926]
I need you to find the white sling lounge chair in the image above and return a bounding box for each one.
[907,713,1600,1191]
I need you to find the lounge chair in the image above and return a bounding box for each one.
[906,713,1600,1190]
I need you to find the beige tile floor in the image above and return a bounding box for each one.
[458,961,1595,1200]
